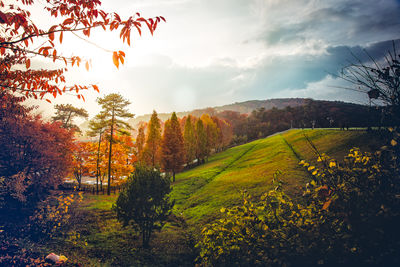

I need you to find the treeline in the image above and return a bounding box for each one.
[135,111,233,180]
[214,99,383,142]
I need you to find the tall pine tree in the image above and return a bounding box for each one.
[184,115,196,166]
[195,119,208,164]
[135,125,146,162]
[161,112,185,182]
[143,110,162,167]
[97,93,133,195]
[52,104,88,132]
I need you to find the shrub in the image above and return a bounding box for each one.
[114,165,174,248]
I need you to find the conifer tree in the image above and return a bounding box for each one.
[52,104,88,132]
[201,114,218,156]
[143,110,162,167]
[195,119,208,164]
[97,93,133,195]
[184,115,196,166]
[136,125,146,162]
[161,112,185,182]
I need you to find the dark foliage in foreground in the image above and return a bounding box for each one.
[0,93,74,220]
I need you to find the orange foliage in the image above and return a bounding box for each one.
[0,0,165,100]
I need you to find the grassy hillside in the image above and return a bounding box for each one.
[32,129,384,266]
[171,129,383,225]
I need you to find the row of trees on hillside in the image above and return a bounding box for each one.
[135,111,233,181]
[216,100,385,142]
[54,93,234,194]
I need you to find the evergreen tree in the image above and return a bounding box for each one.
[135,125,146,162]
[184,115,196,166]
[201,114,218,156]
[52,104,88,132]
[195,119,208,164]
[161,112,185,182]
[143,110,162,167]
[96,93,133,195]
[114,166,173,248]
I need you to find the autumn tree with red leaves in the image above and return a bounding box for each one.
[0,0,165,101]
[0,92,74,215]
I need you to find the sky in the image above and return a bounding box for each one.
[27,0,400,120]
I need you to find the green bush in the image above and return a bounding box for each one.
[113,165,174,248]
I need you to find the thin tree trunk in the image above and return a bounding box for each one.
[96,130,102,195]
[107,108,115,195]
[64,111,73,128]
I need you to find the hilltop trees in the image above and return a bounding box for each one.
[132,112,232,178]
[161,112,185,182]
[97,93,133,195]
[0,0,164,100]
[143,110,162,167]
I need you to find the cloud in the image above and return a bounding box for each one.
[273,75,370,105]
[258,0,400,48]
[35,38,397,119]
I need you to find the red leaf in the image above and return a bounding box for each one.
[49,31,54,41]
[25,58,30,69]
[63,18,74,25]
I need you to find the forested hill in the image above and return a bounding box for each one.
[126,98,353,127]
[205,98,309,114]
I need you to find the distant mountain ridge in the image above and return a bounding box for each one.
[127,98,312,127]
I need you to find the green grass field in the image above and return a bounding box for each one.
[171,129,384,225]
[48,129,384,265]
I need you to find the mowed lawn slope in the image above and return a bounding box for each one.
[171,129,384,225]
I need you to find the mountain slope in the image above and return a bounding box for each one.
[170,129,383,225]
